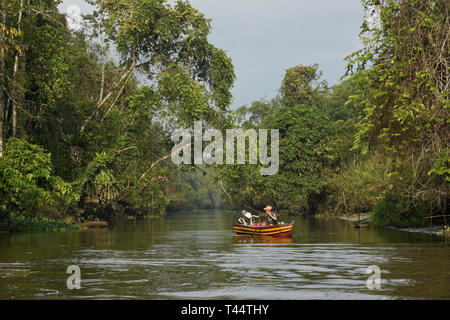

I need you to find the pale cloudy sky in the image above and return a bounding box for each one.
[60,0,364,109]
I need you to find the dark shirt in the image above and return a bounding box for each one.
[266,213,278,225]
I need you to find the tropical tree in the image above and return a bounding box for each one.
[345,0,449,223]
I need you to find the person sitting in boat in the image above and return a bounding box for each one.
[264,206,278,225]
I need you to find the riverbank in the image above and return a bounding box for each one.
[78,221,108,228]
[336,214,371,221]
[0,211,159,232]
[0,217,80,232]
[388,225,449,236]
[334,213,448,236]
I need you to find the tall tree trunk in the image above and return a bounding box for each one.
[98,9,105,103]
[11,0,24,137]
[0,8,6,156]
[79,58,136,134]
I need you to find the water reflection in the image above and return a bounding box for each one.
[233,235,294,244]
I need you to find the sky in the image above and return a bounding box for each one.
[60,0,364,109]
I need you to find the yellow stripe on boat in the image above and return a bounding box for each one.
[233,225,293,235]
[233,225,292,230]
[233,226,292,231]
[233,227,291,232]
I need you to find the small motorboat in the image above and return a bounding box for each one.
[234,210,295,237]
[233,222,295,237]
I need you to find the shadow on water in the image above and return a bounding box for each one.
[0,210,448,299]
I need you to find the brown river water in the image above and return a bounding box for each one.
[0,210,449,299]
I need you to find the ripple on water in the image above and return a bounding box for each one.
[0,211,448,299]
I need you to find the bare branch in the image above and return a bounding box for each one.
[79,58,136,134]
[139,142,192,181]
[219,179,233,203]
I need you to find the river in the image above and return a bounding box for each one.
[0,210,448,299]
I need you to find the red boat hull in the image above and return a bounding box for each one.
[233,222,295,237]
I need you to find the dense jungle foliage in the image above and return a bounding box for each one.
[0,0,235,229]
[0,0,448,230]
[217,0,449,227]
